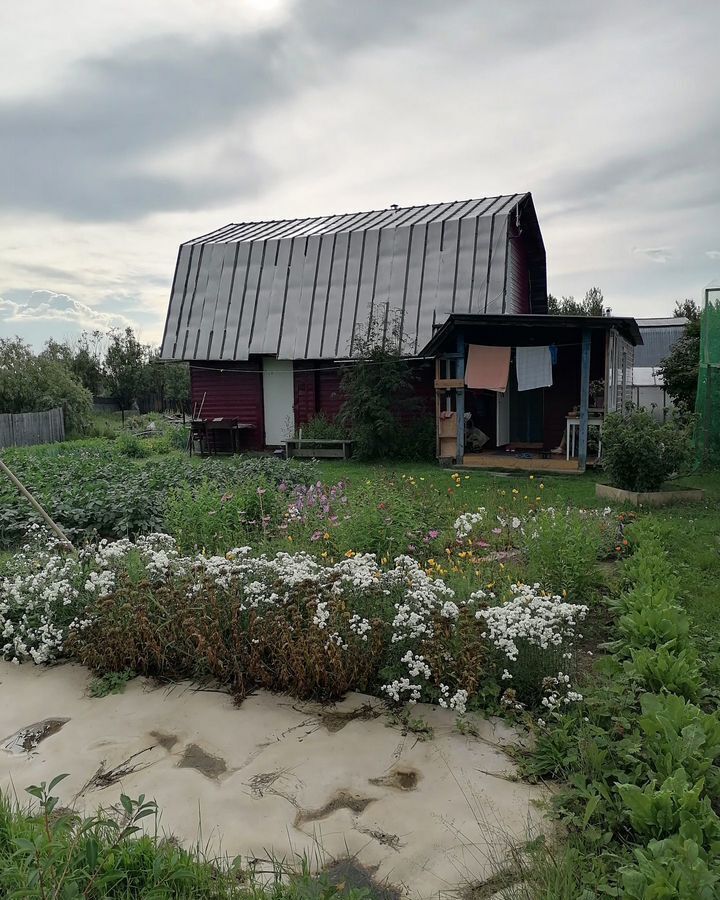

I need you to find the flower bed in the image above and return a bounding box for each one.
[1,528,588,714]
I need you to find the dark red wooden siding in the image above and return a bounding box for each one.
[294,360,434,427]
[190,362,264,449]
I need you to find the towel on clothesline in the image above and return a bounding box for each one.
[465,345,511,392]
[516,345,553,392]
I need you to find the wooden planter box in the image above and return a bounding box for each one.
[596,482,705,507]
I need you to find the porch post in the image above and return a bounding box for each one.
[456,333,465,465]
[578,328,591,472]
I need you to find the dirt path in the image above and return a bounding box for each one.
[0,661,546,898]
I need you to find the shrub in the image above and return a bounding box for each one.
[297,412,348,440]
[115,431,149,458]
[339,312,419,461]
[476,583,587,709]
[602,408,693,491]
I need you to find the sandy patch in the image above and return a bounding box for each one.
[0,661,547,898]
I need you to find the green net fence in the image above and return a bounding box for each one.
[695,290,720,466]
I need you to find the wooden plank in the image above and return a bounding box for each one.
[434,378,464,389]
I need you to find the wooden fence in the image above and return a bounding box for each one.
[0,408,65,449]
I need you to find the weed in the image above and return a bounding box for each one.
[88,669,135,697]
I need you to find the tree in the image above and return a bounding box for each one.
[547,287,606,316]
[657,301,702,411]
[163,362,191,414]
[672,298,701,322]
[340,312,416,460]
[41,331,104,395]
[0,338,93,433]
[104,327,146,421]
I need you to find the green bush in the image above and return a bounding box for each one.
[602,408,692,492]
[297,412,348,440]
[115,432,149,458]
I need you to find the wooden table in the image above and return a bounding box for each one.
[191,419,255,455]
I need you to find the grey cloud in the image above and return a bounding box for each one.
[707,251,720,260]
[0,0,451,222]
[633,247,673,264]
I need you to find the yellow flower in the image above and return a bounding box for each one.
[345,550,355,558]
[287,535,293,542]
[420,477,425,481]
[540,483,544,489]
[512,488,519,494]
[428,558,435,566]
[323,532,330,540]
[536,496,541,501]
[529,474,535,480]
[464,475,470,480]
[381,556,388,564]
[320,551,328,558]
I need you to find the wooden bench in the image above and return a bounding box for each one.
[284,438,353,459]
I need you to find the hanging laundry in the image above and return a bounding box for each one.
[516,345,553,392]
[549,344,558,365]
[465,345,511,392]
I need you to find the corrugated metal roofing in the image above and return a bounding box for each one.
[635,319,687,367]
[160,193,546,361]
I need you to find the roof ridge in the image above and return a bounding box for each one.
[183,194,529,245]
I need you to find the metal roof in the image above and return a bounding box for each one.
[160,193,546,361]
[420,313,643,358]
[635,319,686,367]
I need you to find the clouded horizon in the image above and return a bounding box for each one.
[2,0,719,349]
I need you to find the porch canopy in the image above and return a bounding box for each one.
[420,313,642,470]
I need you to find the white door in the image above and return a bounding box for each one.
[263,358,295,446]
[496,390,510,446]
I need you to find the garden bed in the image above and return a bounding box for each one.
[596,482,705,507]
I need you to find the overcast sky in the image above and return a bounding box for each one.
[1,0,719,349]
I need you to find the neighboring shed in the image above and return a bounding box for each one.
[160,194,546,449]
[632,317,688,419]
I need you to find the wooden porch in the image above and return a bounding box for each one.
[458,452,600,474]
[421,312,641,475]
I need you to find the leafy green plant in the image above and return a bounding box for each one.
[621,836,719,900]
[638,692,720,787]
[618,769,720,848]
[88,669,135,697]
[602,408,693,492]
[624,647,702,700]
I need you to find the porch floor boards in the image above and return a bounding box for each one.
[457,453,599,474]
